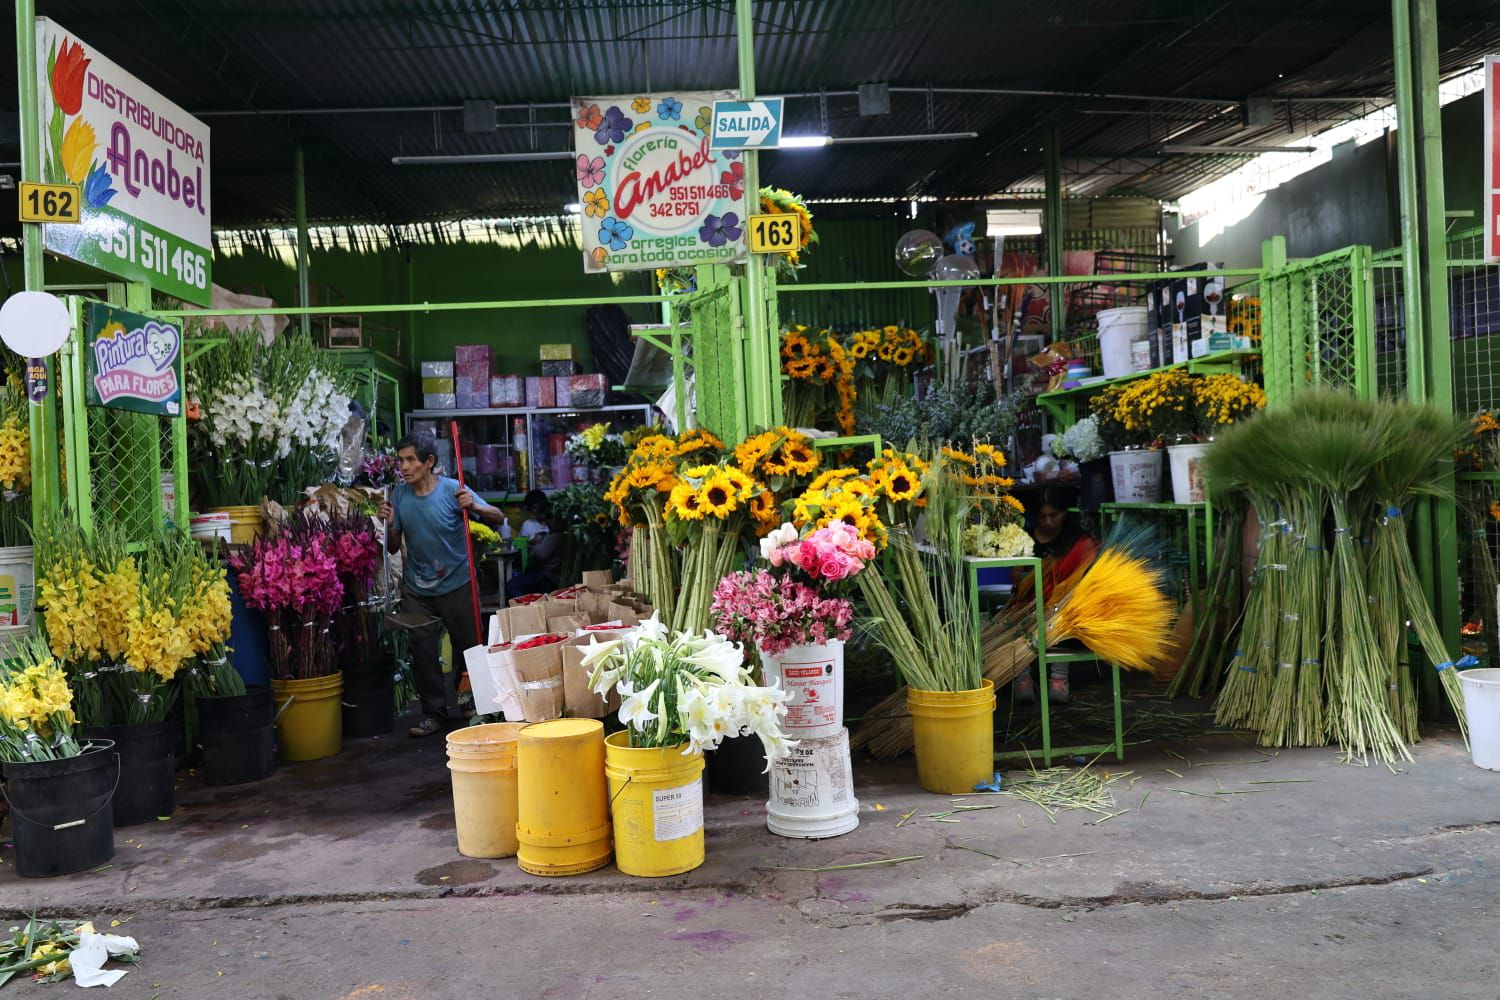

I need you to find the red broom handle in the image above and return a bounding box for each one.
[449,421,484,641]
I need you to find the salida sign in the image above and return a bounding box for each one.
[35,18,212,305]
[83,301,183,417]
[572,92,748,273]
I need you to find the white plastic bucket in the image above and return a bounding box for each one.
[0,623,31,662]
[767,727,859,839]
[1458,668,1500,770]
[1097,307,1150,379]
[189,512,232,543]
[1167,442,1211,504]
[759,639,844,740]
[1109,450,1164,503]
[0,546,35,629]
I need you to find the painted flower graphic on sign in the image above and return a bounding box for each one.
[594,106,633,145]
[60,117,96,183]
[721,161,745,200]
[576,154,605,188]
[583,188,609,218]
[694,106,713,132]
[699,213,743,248]
[575,103,603,132]
[84,162,117,208]
[598,217,634,251]
[50,37,90,115]
[572,92,747,273]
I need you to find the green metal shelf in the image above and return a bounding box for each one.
[1457,472,1500,482]
[1037,347,1263,405]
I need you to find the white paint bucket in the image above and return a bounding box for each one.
[759,639,844,740]
[1458,668,1500,771]
[1167,442,1211,504]
[1097,306,1149,379]
[0,546,35,629]
[0,623,32,662]
[767,727,859,840]
[189,512,232,543]
[1108,449,1164,503]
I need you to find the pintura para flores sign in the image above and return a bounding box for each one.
[572,92,749,273]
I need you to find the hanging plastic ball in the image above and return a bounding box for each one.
[932,254,980,282]
[895,230,945,277]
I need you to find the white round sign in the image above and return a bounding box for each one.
[0,292,72,358]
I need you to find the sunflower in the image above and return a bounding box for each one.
[668,482,707,521]
[877,343,896,362]
[733,431,776,473]
[785,357,818,379]
[1002,494,1025,515]
[809,467,859,493]
[749,490,780,535]
[940,446,977,467]
[718,465,757,497]
[849,342,871,360]
[791,488,827,526]
[974,442,1007,467]
[892,346,915,367]
[780,441,819,477]
[873,463,922,502]
[697,473,743,518]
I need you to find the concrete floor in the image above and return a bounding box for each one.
[1,711,1496,999]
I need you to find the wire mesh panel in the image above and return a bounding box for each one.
[1369,251,1409,400]
[1258,247,1373,400]
[87,405,167,542]
[1447,228,1500,415]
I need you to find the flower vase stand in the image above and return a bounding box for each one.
[965,556,1126,768]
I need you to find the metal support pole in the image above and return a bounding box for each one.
[16,0,60,519]
[294,147,312,337]
[1391,0,1459,703]
[736,0,774,429]
[1044,126,1065,342]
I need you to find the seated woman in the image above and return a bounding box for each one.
[1012,487,1099,704]
[505,495,565,601]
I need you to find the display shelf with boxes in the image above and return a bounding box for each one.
[403,403,653,499]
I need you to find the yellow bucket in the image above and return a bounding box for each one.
[447,723,525,859]
[516,719,612,877]
[210,505,265,545]
[271,672,343,762]
[907,679,996,794]
[604,731,705,877]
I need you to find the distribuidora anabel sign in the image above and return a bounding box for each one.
[35,18,212,305]
[572,91,748,273]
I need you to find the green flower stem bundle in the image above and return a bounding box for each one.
[1168,495,1245,698]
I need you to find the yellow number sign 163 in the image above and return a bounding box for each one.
[747,213,802,254]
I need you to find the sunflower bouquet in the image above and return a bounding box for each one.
[941,443,1030,558]
[0,382,32,548]
[757,186,818,279]
[665,460,758,633]
[780,326,854,433]
[1463,410,1500,470]
[732,426,822,537]
[0,634,83,763]
[33,517,233,726]
[606,431,686,617]
[847,326,931,415]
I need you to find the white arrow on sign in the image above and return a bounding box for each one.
[714,100,780,146]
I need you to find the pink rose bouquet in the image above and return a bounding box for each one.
[710,570,853,657]
[759,521,875,586]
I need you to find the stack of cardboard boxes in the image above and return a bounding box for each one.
[418,342,609,411]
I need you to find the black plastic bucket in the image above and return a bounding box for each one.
[196,688,276,786]
[705,734,770,797]
[2,742,117,878]
[80,722,176,827]
[1079,457,1114,512]
[342,657,396,739]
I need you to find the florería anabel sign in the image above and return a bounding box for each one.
[83,301,183,417]
[572,92,748,273]
[35,18,212,305]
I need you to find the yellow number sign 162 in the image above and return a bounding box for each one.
[747,213,802,254]
[18,182,82,224]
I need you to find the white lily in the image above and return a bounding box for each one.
[635,611,668,643]
[685,637,745,683]
[578,636,622,671]
[617,678,660,731]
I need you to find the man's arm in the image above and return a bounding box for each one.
[378,498,403,554]
[456,486,505,527]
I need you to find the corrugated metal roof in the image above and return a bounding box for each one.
[10,0,1500,226]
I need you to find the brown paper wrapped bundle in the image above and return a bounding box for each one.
[511,638,566,721]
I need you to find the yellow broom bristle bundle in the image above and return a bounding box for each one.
[1048,550,1176,671]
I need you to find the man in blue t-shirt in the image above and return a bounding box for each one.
[378,433,506,737]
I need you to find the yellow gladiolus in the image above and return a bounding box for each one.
[60,118,97,183]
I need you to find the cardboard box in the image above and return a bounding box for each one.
[489,375,524,407]
[454,344,493,365]
[526,376,556,408]
[419,360,454,378]
[511,639,566,721]
[410,419,438,437]
[423,393,456,409]
[539,343,575,361]
[495,603,546,642]
[554,377,573,408]
[420,376,455,394]
[541,359,579,377]
[569,374,607,408]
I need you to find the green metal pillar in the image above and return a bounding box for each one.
[294,148,312,337]
[1391,0,1459,701]
[736,0,776,429]
[1044,126,1065,342]
[15,0,61,519]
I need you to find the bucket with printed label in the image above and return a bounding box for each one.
[759,639,844,740]
[603,731,705,877]
[766,727,859,840]
[0,546,36,629]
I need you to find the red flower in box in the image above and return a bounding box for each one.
[514,634,567,650]
[512,593,544,605]
[583,623,623,631]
